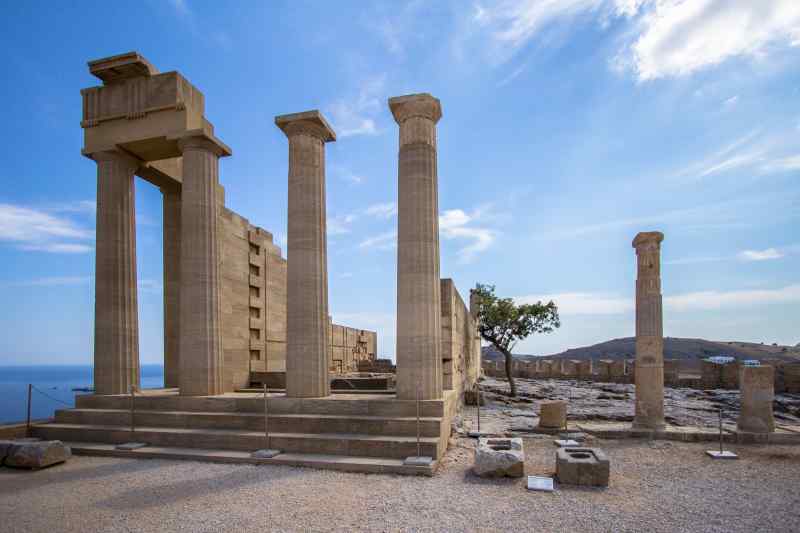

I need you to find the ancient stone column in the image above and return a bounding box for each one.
[178,135,227,396]
[632,231,666,430]
[738,365,775,433]
[92,150,140,395]
[390,93,443,401]
[275,111,336,398]
[162,186,181,388]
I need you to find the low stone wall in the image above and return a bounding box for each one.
[481,358,800,392]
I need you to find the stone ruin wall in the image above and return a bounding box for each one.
[482,357,800,393]
[441,279,481,398]
[214,189,377,390]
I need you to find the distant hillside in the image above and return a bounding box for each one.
[482,338,800,369]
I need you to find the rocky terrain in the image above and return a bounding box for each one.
[455,376,800,434]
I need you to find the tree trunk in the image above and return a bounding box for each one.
[502,348,517,397]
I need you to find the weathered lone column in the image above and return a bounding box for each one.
[632,231,666,430]
[390,93,443,401]
[738,365,775,433]
[177,133,231,396]
[276,111,336,398]
[92,150,140,395]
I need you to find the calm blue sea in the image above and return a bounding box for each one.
[0,365,164,424]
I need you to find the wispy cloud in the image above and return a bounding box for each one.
[0,203,94,254]
[518,284,800,315]
[359,230,397,251]
[439,206,499,264]
[1,276,90,288]
[327,75,386,138]
[738,248,785,262]
[328,214,357,236]
[467,1,800,83]
[624,0,800,82]
[365,202,397,219]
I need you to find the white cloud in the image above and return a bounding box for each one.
[469,1,800,81]
[760,154,800,174]
[517,292,633,315]
[738,248,784,262]
[722,95,739,108]
[1,276,90,288]
[364,202,398,219]
[517,284,800,315]
[628,0,800,82]
[359,230,397,251]
[19,243,93,254]
[665,284,800,311]
[0,203,94,253]
[328,214,357,236]
[439,207,498,264]
[327,75,386,138]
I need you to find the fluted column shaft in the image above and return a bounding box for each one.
[390,94,443,400]
[162,187,181,388]
[178,137,223,396]
[93,150,140,395]
[632,231,666,430]
[277,113,335,398]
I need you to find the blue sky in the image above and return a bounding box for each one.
[1,0,799,365]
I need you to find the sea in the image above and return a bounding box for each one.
[0,365,164,424]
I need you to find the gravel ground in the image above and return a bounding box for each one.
[1,437,799,533]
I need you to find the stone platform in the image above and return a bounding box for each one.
[31,388,458,475]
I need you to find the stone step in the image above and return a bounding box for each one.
[65,442,436,475]
[75,394,444,417]
[54,409,442,437]
[33,423,441,459]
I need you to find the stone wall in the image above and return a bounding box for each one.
[440,279,481,397]
[329,324,378,374]
[215,192,376,391]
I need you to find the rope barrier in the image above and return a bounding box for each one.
[31,385,73,407]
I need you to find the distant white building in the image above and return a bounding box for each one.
[706,356,735,364]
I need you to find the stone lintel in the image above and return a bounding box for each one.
[274,110,336,142]
[389,93,442,124]
[632,231,664,249]
[171,129,232,158]
[88,51,159,84]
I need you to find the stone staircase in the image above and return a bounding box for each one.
[31,390,457,475]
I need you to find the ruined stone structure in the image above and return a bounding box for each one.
[738,365,775,434]
[632,231,666,430]
[33,53,479,475]
[81,52,376,395]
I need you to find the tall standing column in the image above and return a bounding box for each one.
[275,111,336,398]
[390,93,443,401]
[92,150,140,395]
[177,135,228,396]
[632,231,666,430]
[162,186,181,388]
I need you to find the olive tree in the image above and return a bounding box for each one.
[472,283,560,397]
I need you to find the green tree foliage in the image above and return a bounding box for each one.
[472,283,560,397]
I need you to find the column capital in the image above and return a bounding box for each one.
[84,149,141,167]
[389,93,442,124]
[632,231,664,250]
[173,130,232,158]
[275,110,336,142]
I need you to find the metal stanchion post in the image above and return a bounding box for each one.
[252,382,281,459]
[706,407,738,459]
[26,384,32,437]
[416,383,421,459]
[116,385,147,450]
[264,380,269,450]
